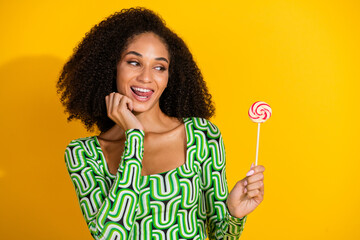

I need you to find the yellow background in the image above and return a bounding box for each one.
[0,0,359,239]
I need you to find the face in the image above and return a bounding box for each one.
[116,32,170,114]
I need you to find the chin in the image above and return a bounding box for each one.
[132,103,154,113]
[134,100,163,113]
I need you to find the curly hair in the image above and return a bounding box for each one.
[56,7,215,132]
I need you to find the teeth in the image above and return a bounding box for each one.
[132,87,151,93]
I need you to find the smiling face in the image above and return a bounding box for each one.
[116,32,170,114]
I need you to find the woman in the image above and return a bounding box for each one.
[57,7,265,240]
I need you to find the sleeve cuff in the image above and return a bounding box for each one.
[125,129,145,137]
[122,129,145,162]
[228,213,247,225]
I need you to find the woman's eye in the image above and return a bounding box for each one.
[127,61,139,66]
[154,66,166,71]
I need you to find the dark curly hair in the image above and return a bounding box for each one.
[56,7,215,132]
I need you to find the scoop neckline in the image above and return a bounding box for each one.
[93,118,191,178]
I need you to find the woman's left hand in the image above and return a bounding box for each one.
[227,164,265,218]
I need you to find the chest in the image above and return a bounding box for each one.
[100,127,187,176]
[141,129,186,176]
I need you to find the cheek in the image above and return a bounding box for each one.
[154,72,169,91]
[160,78,168,91]
[162,73,169,87]
[116,66,131,91]
[116,75,127,93]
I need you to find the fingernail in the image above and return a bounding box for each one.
[244,188,247,194]
[244,180,248,186]
[246,170,255,177]
[251,163,255,169]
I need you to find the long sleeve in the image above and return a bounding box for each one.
[199,120,247,239]
[65,129,144,240]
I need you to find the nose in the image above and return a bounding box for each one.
[138,66,152,83]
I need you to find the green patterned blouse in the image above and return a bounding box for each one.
[65,117,247,239]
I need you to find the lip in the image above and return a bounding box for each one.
[130,86,154,102]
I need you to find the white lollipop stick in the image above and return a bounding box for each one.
[248,101,272,166]
[255,123,260,166]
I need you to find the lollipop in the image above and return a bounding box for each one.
[248,101,272,165]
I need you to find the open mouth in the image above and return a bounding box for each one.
[131,87,154,101]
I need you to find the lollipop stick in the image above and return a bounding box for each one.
[255,123,260,166]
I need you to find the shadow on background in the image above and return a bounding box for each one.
[0,56,92,239]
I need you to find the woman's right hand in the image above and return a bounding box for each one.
[105,92,144,131]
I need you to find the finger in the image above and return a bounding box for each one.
[247,172,264,197]
[246,165,264,177]
[112,92,123,110]
[108,92,115,114]
[253,165,265,173]
[246,180,263,191]
[246,189,261,198]
[127,99,133,111]
[233,179,247,195]
[119,95,133,111]
[113,93,127,119]
[247,172,264,184]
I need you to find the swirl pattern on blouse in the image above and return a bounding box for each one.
[65,117,247,240]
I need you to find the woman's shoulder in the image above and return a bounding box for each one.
[66,136,97,149]
[64,136,100,159]
[64,136,103,173]
[185,117,221,139]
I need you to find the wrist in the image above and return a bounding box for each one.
[226,200,246,219]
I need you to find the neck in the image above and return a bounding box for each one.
[99,104,181,140]
[134,105,174,133]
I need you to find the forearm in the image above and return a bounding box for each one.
[91,129,144,238]
[65,129,144,239]
[205,176,247,239]
[205,131,247,239]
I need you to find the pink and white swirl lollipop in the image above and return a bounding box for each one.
[249,101,272,165]
[248,101,272,123]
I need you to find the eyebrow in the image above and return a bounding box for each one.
[124,51,169,63]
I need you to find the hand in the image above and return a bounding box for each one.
[227,163,265,218]
[105,92,144,130]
